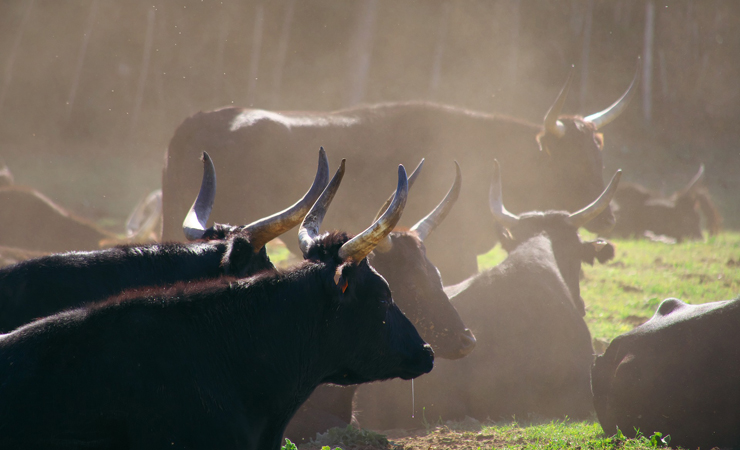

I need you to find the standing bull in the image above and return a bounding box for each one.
[0,150,329,332]
[161,67,638,283]
[285,162,475,444]
[610,164,721,242]
[592,297,740,449]
[0,161,434,450]
[355,161,620,429]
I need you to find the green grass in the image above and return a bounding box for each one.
[478,232,740,343]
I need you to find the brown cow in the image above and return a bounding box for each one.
[161,67,639,284]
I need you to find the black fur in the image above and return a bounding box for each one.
[0,239,433,449]
[0,227,272,333]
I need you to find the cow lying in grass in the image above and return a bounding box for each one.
[0,150,329,333]
[609,164,721,242]
[0,162,434,450]
[592,296,740,449]
[355,161,619,429]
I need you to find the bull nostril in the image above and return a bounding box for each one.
[459,329,477,354]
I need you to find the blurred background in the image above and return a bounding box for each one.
[0,0,738,229]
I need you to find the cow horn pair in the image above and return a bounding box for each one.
[543,60,641,137]
[372,159,462,252]
[489,159,622,230]
[298,161,409,263]
[183,148,331,252]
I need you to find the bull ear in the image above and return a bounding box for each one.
[183,152,217,241]
[333,265,349,294]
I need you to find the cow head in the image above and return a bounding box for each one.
[536,64,639,234]
[370,161,476,360]
[490,160,621,315]
[298,161,434,384]
[182,149,330,277]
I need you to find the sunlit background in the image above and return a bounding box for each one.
[0,0,738,228]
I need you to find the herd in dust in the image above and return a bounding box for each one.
[0,60,734,450]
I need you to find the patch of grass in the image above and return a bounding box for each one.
[388,419,676,450]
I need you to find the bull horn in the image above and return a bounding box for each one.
[566,170,623,229]
[543,69,574,138]
[677,163,705,196]
[338,165,409,262]
[584,59,641,129]
[410,161,462,242]
[183,152,217,241]
[298,160,345,256]
[373,158,425,222]
[488,160,520,229]
[245,147,331,252]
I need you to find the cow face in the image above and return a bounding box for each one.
[537,118,614,234]
[306,232,434,385]
[370,233,475,360]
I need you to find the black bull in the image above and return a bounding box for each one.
[161,70,637,284]
[592,297,740,449]
[0,157,435,450]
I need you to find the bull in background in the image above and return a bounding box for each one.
[285,161,475,444]
[0,162,164,254]
[161,65,639,284]
[592,297,740,449]
[609,164,721,242]
[355,161,619,429]
[0,184,118,253]
[0,150,329,332]
[0,162,434,450]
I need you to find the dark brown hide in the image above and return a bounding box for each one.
[592,297,740,449]
[0,186,116,253]
[355,212,611,429]
[161,102,618,283]
[610,183,721,242]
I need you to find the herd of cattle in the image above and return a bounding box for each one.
[0,65,734,449]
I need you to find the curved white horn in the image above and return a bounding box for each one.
[244,148,330,251]
[488,160,520,229]
[566,170,622,229]
[584,59,641,129]
[410,161,462,241]
[373,158,424,222]
[298,160,345,256]
[677,163,705,196]
[338,165,409,262]
[543,69,574,138]
[183,152,217,241]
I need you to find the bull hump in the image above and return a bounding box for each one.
[229,110,359,131]
[656,298,686,316]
